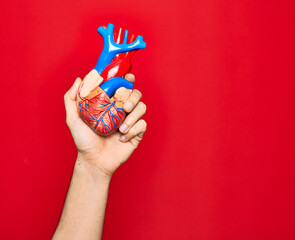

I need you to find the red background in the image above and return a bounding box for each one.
[1,0,295,239]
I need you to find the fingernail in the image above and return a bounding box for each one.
[120,135,126,141]
[124,102,133,112]
[119,123,128,133]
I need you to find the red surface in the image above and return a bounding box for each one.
[1,0,295,239]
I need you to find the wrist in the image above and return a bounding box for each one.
[75,153,112,183]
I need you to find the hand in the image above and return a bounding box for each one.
[64,70,147,178]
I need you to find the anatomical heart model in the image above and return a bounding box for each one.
[77,23,146,136]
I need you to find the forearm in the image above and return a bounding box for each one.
[53,154,111,240]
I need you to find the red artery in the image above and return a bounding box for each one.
[100,26,138,81]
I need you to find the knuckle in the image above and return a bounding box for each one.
[140,119,147,129]
[126,119,147,139]
[117,87,128,93]
[139,102,147,113]
[64,92,69,102]
[133,89,142,99]
[126,73,135,79]
[124,130,133,139]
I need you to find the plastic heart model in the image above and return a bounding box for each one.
[77,23,146,136]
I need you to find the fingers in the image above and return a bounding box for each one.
[113,73,147,141]
[123,89,142,112]
[119,102,147,133]
[124,73,136,83]
[64,77,82,125]
[112,73,136,101]
[120,119,147,142]
[100,73,135,101]
[113,87,132,101]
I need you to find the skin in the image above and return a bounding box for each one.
[52,71,147,240]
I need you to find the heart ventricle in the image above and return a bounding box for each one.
[78,86,126,136]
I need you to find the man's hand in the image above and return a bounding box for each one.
[64,70,147,178]
[54,70,147,240]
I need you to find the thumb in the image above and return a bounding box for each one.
[64,77,82,125]
[79,69,104,99]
